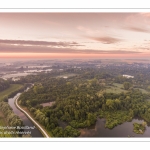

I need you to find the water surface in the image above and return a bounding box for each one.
[8,93,43,137]
[80,118,150,137]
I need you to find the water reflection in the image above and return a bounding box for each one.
[8,94,43,137]
[80,118,150,137]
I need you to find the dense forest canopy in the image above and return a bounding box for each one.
[17,63,150,137]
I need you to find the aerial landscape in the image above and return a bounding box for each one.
[1,12,150,137]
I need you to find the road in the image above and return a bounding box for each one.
[15,95,50,138]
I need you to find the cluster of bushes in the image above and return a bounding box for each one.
[0,101,24,137]
[133,122,147,134]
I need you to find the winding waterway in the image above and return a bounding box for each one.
[8,93,43,137]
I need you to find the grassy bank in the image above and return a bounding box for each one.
[0,84,23,101]
[105,83,126,94]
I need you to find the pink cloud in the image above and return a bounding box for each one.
[86,36,122,44]
[123,26,150,33]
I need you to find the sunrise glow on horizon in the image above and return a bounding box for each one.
[1,12,150,59]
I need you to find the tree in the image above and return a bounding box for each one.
[114,99,121,109]
[106,99,114,110]
[87,113,96,125]
[123,82,131,90]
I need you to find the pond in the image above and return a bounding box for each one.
[80,118,150,137]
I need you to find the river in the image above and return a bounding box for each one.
[8,93,43,137]
[80,118,150,137]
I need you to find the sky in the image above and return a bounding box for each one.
[1,12,150,59]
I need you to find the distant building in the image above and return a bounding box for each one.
[63,76,68,79]
[12,77,20,81]
[123,74,134,78]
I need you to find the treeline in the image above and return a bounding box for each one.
[0,79,10,92]
[70,66,150,90]
[0,101,24,137]
[6,63,150,90]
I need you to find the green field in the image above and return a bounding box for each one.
[134,88,149,94]
[105,83,149,94]
[105,83,126,93]
[0,84,23,101]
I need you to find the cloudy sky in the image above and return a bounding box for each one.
[1,12,150,59]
